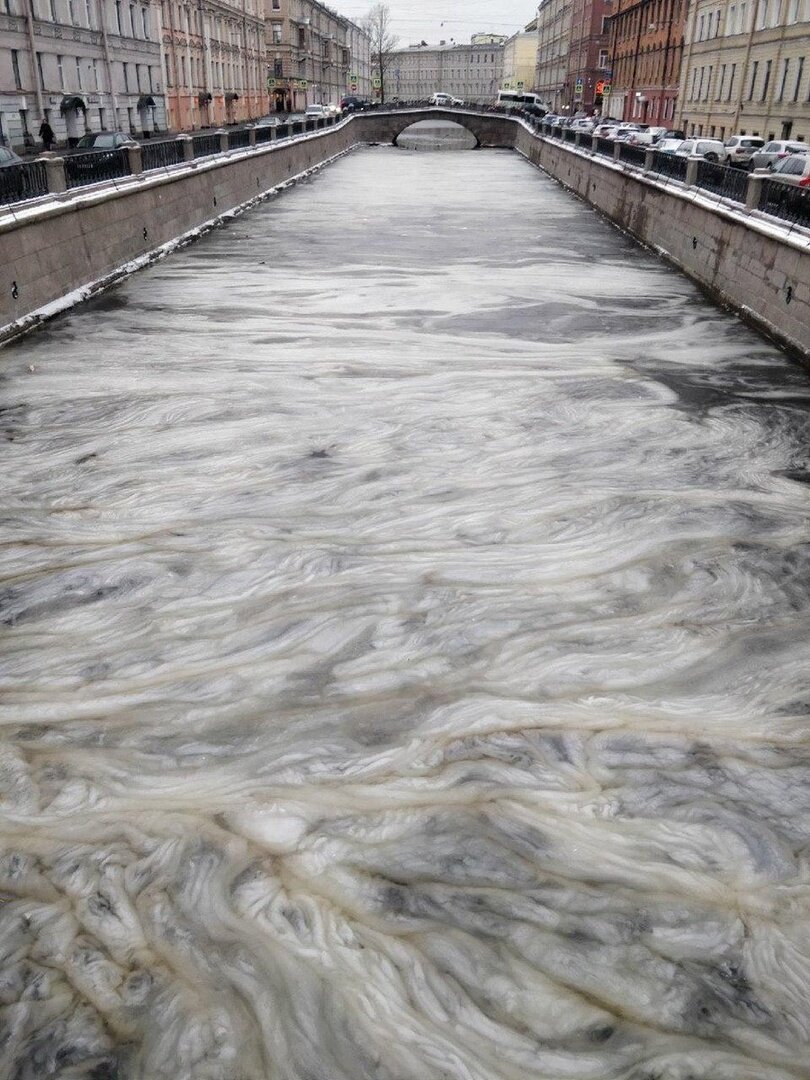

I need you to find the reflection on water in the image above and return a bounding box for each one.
[396,118,478,150]
[1,148,810,1080]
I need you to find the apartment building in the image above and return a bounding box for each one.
[0,0,166,149]
[389,38,504,102]
[677,0,810,141]
[264,0,370,112]
[502,20,539,91]
[607,0,686,125]
[536,0,573,110]
[567,0,613,112]
[161,0,265,130]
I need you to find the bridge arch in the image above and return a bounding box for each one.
[349,108,519,150]
[393,113,481,148]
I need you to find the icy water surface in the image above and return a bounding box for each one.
[2,148,810,1080]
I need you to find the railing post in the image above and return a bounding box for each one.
[574,130,583,147]
[591,135,599,153]
[746,171,766,211]
[685,154,701,187]
[218,130,229,153]
[644,148,656,171]
[126,144,143,175]
[40,154,67,193]
[613,140,622,162]
[177,134,193,162]
[247,125,257,146]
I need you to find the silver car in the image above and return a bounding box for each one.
[750,140,807,170]
[722,135,764,167]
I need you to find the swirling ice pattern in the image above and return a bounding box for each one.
[1,149,810,1080]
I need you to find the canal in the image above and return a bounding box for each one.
[2,146,810,1080]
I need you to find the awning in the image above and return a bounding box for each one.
[225,92,239,102]
[59,95,86,113]
[137,95,156,109]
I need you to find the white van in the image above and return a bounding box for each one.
[430,93,454,106]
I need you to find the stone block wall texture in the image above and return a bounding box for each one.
[515,127,810,357]
[0,123,355,339]
[1,114,808,357]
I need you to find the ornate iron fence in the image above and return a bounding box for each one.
[141,139,185,171]
[696,159,748,202]
[192,133,222,158]
[64,148,130,189]
[228,129,251,150]
[649,151,688,182]
[254,125,276,144]
[595,137,613,157]
[759,178,810,229]
[619,142,647,167]
[0,159,49,205]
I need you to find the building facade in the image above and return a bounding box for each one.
[566,0,613,113]
[607,0,686,125]
[161,0,265,131]
[676,0,810,142]
[264,0,369,113]
[536,0,573,110]
[502,21,539,92]
[390,38,504,102]
[0,0,166,149]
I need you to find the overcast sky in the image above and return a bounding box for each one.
[338,1,537,48]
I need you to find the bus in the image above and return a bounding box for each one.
[496,91,545,109]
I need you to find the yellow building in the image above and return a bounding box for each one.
[676,0,810,142]
[502,20,539,92]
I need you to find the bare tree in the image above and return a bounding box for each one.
[364,4,398,104]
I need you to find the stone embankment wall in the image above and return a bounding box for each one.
[0,121,356,342]
[515,128,810,357]
[1,111,808,355]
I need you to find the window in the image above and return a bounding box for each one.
[273,57,283,77]
[36,51,45,88]
[68,0,76,22]
[757,0,768,27]
[598,49,608,68]
[272,0,279,8]
[748,59,758,98]
[84,0,92,25]
[115,0,122,33]
[11,49,22,89]
[75,56,82,89]
[142,6,149,36]
[728,4,737,31]
[717,63,726,99]
[728,62,737,100]
[794,56,805,100]
[91,57,98,88]
[49,0,57,19]
[272,21,282,43]
[777,57,789,100]
[714,9,721,34]
[123,60,130,90]
[705,64,713,99]
[57,53,64,87]
[761,58,771,100]
[129,2,135,35]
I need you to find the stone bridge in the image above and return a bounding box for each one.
[349,108,520,149]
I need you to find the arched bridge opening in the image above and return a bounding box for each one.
[395,119,480,150]
[349,108,518,150]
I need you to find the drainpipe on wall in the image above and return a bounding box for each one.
[22,0,45,122]
[96,0,117,128]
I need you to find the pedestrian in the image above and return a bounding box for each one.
[39,120,55,152]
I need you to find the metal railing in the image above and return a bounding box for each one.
[64,148,130,189]
[141,139,185,171]
[192,133,222,158]
[759,178,810,229]
[0,159,49,205]
[276,123,290,140]
[595,136,613,157]
[619,142,647,167]
[228,129,251,149]
[562,127,577,143]
[254,125,276,144]
[696,159,748,203]
[648,151,688,182]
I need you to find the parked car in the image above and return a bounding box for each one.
[750,140,808,170]
[627,126,668,145]
[655,138,685,155]
[74,131,137,150]
[430,92,454,106]
[767,152,810,186]
[674,138,725,161]
[722,135,765,167]
[451,97,464,106]
[0,146,23,167]
[323,103,340,116]
[340,96,369,112]
[304,104,327,118]
[659,129,686,141]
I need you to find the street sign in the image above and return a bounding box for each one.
[372,77,381,89]
[595,80,604,94]
[601,82,611,96]
[349,72,358,81]
[298,80,308,89]
[516,81,524,90]
[350,83,358,91]
[574,78,583,93]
